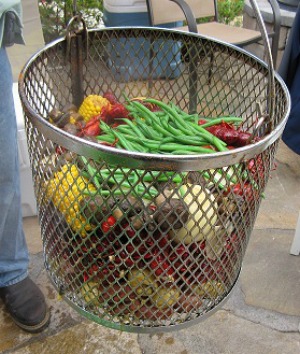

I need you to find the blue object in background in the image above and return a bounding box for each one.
[278,4,300,155]
[103,0,183,81]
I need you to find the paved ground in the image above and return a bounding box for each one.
[0,140,299,354]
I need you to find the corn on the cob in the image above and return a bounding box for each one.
[46,164,97,237]
[193,281,225,299]
[78,95,111,122]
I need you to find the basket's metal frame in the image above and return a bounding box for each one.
[17,0,291,334]
[19,63,288,172]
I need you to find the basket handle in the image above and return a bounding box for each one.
[249,0,277,128]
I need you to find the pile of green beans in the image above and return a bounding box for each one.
[96,98,243,155]
[80,156,186,199]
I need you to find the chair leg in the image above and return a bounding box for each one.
[290,211,300,256]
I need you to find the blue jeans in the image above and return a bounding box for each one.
[0,47,29,287]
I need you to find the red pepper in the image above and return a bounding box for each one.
[101,216,116,233]
[55,145,67,155]
[83,123,101,136]
[235,131,252,146]
[103,91,119,105]
[225,182,258,202]
[206,122,252,147]
[150,257,174,277]
[101,221,110,233]
[77,116,101,136]
[247,155,266,182]
[107,216,116,226]
[83,272,89,282]
[101,103,129,125]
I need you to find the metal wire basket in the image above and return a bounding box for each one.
[19,3,290,333]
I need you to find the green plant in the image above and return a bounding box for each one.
[39,0,104,43]
[217,0,244,25]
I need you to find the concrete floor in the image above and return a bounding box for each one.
[0,140,300,354]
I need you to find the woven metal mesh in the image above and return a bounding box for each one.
[19,27,289,332]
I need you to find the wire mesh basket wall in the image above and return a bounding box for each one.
[19,26,290,332]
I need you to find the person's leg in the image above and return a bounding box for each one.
[0,47,29,287]
[0,47,50,332]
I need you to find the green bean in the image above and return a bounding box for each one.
[136,184,159,197]
[158,123,207,144]
[211,136,228,152]
[115,142,123,150]
[143,174,180,183]
[161,107,200,137]
[160,137,176,144]
[184,114,199,122]
[96,134,116,143]
[201,171,226,190]
[132,122,152,139]
[166,114,193,135]
[128,100,160,125]
[153,110,167,117]
[80,170,90,179]
[98,189,124,197]
[169,103,198,121]
[154,100,187,121]
[188,122,228,151]
[151,121,176,138]
[80,156,102,190]
[157,143,216,153]
[160,118,185,137]
[171,150,198,155]
[160,118,215,145]
[145,98,191,131]
[137,121,162,140]
[140,140,166,150]
[99,99,246,156]
[110,130,135,151]
[200,117,243,128]
[125,139,148,153]
[126,135,162,148]
[115,125,134,134]
[149,102,226,149]
[117,118,145,139]
[132,116,162,140]
[121,135,149,152]
[119,134,161,150]
[99,120,112,134]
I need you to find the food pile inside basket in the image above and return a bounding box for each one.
[43,91,266,324]
[48,92,258,153]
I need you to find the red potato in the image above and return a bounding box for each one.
[174,293,203,313]
[131,302,173,321]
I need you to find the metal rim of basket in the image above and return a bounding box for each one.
[18,57,290,173]
[54,270,241,333]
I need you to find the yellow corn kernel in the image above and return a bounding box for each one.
[69,116,76,125]
[46,164,97,237]
[78,95,111,122]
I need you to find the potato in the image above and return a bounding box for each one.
[175,293,203,312]
[152,286,181,310]
[170,184,218,244]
